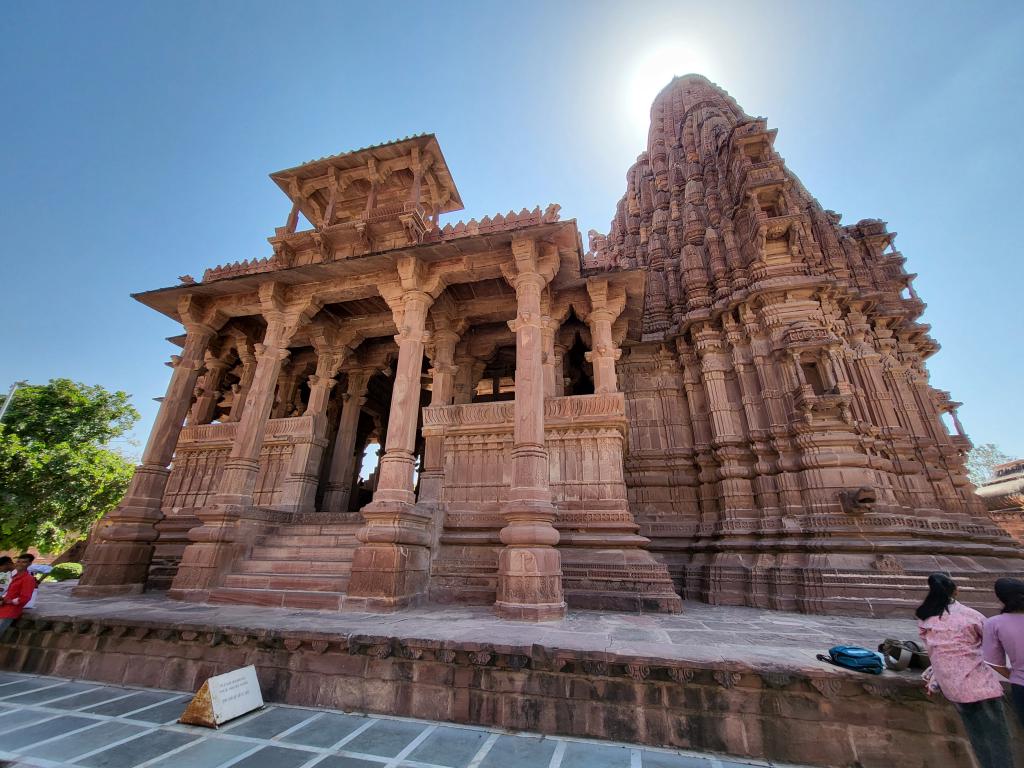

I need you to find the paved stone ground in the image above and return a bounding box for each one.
[27,582,919,672]
[0,671,813,768]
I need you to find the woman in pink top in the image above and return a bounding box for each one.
[917,573,1013,768]
[984,577,1024,728]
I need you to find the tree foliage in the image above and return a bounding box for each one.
[966,442,1012,487]
[0,379,139,553]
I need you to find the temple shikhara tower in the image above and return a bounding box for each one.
[77,75,1021,617]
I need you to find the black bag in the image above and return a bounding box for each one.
[878,639,930,671]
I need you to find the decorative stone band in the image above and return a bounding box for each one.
[179,415,316,447]
[423,393,627,434]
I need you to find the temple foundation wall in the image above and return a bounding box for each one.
[1,609,1009,768]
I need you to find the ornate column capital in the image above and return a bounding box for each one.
[254,342,291,362]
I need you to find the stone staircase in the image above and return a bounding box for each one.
[209,517,362,610]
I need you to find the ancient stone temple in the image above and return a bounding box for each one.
[976,459,1024,543]
[77,75,1021,618]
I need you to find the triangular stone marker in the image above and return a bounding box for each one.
[179,665,264,728]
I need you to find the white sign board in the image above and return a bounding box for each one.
[179,665,264,728]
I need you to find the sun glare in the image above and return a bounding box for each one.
[627,42,716,136]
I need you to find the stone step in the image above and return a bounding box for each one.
[250,546,358,561]
[257,534,360,547]
[236,560,352,575]
[223,573,349,592]
[208,587,344,611]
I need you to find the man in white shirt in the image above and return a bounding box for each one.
[0,557,13,594]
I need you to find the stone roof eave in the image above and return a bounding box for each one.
[132,219,584,323]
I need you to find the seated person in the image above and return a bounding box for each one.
[0,554,37,635]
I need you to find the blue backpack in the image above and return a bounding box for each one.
[816,645,884,675]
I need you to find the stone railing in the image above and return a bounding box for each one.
[164,417,316,512]
[178,416,314,445]
[423,394,626,433]
[423,394,629,509]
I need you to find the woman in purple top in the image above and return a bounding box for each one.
[917,573,1014,768]
[984,577,1024,727]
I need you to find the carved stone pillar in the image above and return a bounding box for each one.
[278,348,345,513]
[541,317,559,399]
[552,340,568,397]
[322,368,372,513]
[950,408,966,438]
[346,283,436,611]
[419,326,459,504]
[76,322,216,596]
[170,290,317,599]
[584,279,625,394]
[272,368,302,419]
[226,345,257,422]
[452,352,478,404]
[495,239,565,621]
[188,356,230,425]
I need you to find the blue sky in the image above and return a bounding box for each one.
[1,0,1022,459]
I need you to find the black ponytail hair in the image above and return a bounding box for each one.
[995,578,1024,614]
[915,573,957,620]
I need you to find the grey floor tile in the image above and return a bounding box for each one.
[341,719,426,758]
[561,740,633,768]
[315,756,386,768]
[3,681,100,705]
[0,709,44,735]
[76,728,198,768]
[49,688,136,711]
[31,722,147,762]
[0,680,63,699]
[407,726,489,767]
[643,752,715,767]
[144,737,254,768]
[126,697,189,724]
[4,715,97,750]
[84,691,178,717]
[0,672,30,684]
[478,734,557,768]
[279,712,368,748]
[224,706,317,738]
[228,744,317,768]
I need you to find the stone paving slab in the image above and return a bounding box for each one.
[0,671,813,768]
[20,582,919,675]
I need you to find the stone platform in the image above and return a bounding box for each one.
[0,583,996,768]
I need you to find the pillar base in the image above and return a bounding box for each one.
[344,500,433,611]
[168,541,243,599]
[74,542,154,597]
[344,543,430,612]
[494,546,566,622]
[167,499,248,599]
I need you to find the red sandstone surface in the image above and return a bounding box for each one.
[5,582,1011,767]
[74,75,1021,620]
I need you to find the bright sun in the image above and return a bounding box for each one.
[627,42,716,135]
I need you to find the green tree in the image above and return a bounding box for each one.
[966,442,1012,487]
[0,379,139,553]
